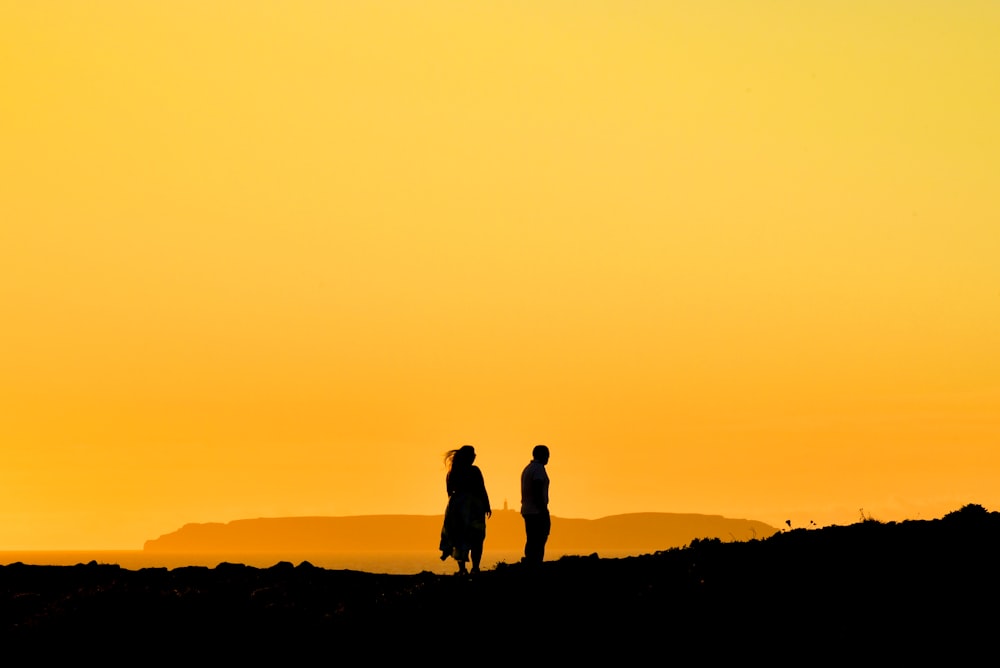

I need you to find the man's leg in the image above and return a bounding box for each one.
[536,512,551,562]
[522,515,533,562]
[523,514,545,564]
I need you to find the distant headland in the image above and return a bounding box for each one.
[143,510,778,554]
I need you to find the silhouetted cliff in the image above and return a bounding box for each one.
[6,505,995,663]
[142,510,777,553]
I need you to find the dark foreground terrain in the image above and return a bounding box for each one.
[3,505,998,661]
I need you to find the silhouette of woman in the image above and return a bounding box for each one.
[439,445,492,575]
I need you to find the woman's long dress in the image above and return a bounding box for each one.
[439,465,490,561]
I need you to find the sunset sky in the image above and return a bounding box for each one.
[2,1,998,550]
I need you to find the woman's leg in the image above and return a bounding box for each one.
[455,542,470,574]
[471,542,483,572]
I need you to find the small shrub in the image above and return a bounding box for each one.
[943,503,990,521]
[859,508,881,524]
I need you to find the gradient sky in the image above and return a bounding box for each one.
[2,1,998,550]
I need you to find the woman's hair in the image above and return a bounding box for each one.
[444,445,476,471]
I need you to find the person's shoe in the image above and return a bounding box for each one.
[470,566,481,575]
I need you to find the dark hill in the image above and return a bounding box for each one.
[5,504,996,662]
[142,510,776,553]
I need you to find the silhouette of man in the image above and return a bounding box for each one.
[520,444,550,565]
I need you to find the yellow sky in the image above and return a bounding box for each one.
[2,1,998,549]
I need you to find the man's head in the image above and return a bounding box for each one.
[532,444,550,464]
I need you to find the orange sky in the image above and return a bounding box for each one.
[2,1,998,550]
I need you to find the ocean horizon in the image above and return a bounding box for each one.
[0,549,641,575]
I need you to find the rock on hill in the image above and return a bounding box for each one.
[142,509,777,553]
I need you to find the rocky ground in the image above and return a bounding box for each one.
[3,505,997,662]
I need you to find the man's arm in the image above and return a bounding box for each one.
[530,479,547,512]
